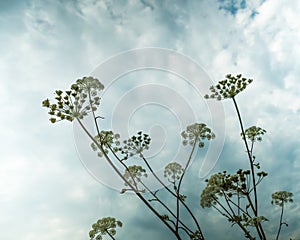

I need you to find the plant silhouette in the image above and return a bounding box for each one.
[43,74,294,240]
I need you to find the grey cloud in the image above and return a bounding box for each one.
[1,0,300,239]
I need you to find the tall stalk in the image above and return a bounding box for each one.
[275,203,284,240]
[232,97,266,240]
[176,140,197,234]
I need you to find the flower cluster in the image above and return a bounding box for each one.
[271,191,293,207]
[91,131,121,157]
[242,126,267,142]
[76,76,104,94]
[200,173,224,208]
[164,162,184,181]
[200,169,251,208]
[181,123,215,148]
[123,165,148,186]
[89,217,122,240]
[119,131,151,160]
[42,76,104,123]
[204,74,253,100]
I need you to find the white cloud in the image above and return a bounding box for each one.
[1,0,300,239]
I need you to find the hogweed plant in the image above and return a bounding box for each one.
[43,74,293,240]
[203,74,293,239]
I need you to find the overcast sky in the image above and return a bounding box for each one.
[1,0,300,239]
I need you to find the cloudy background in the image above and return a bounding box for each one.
[1,0,300,239]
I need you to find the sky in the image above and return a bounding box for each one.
[0,0,300,239]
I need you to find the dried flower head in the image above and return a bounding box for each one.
[242,126,267,142]
[204,74,253,100]
[200,173,225,208]
[42,76,104,123]
[91,131,121,157]
[201,169,251,208]
[181,123,215,148]
[89,217,122,240]
[123,165,148,186]
[76,76,104,94]
[271,191,293,207]
[164,162,184,181]
[120,131,151,160]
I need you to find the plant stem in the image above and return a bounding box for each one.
[140,181,194,235]
[87,89,101,136]
[106,229,116,240]
[275,202,284,240]
[76,118,182,239]
[232,97,266,240]
[176,140,197,235]
[214,198,254,240]
[232,97,258,213]
[244,194,263,239]
[140,154,204,239]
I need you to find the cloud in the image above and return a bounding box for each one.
[1,0,299,239]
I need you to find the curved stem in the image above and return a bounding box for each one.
[76,118,181,239]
